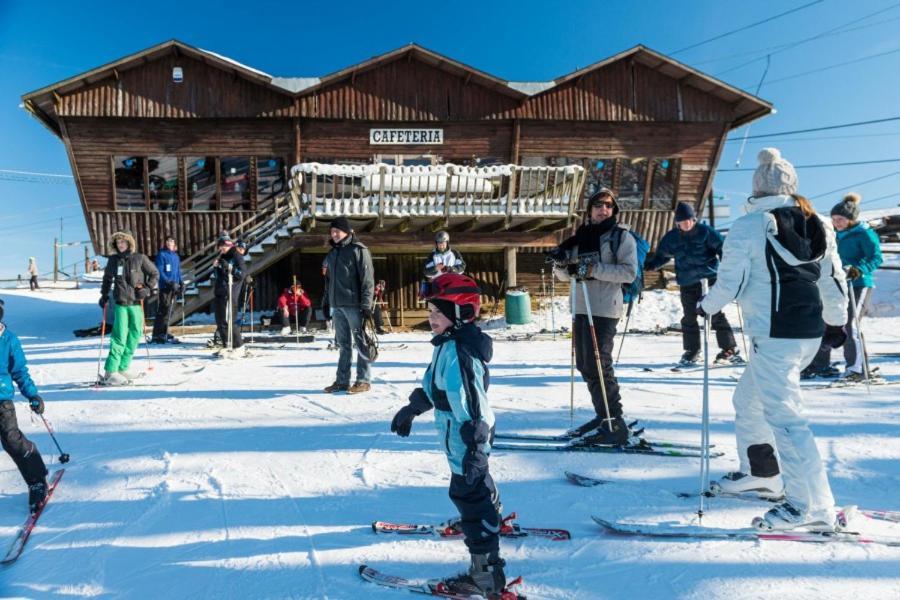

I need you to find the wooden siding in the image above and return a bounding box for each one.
[57,54,295,119]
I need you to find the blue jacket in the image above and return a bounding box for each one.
[155,248,182,290]
[421,324,495,475]
[645,222,724,286]
[836,223,883,288]
[0,325,38,401]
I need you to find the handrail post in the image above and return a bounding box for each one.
[505,166,516,230]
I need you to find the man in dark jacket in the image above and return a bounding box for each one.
[99,231,159,385]
[211,235,246,357]
[322,216,375,394]
[151,236,183,344]
[645,202,741,366]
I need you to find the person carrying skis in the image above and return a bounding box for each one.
[99,231,159,386]
[699,148,848,531]
[424,231,466,280]
[276,284,312,334]
[389,273,508,598]
[150,236,182,344]
[322,217,375,394]
[551,188,637,445]
[645,201,742,367]
[210,235,246,357]
[0,298,50,513]
[802,192,883,381]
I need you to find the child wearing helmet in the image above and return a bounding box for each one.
[390,273,507,598]
[424,231,467,280]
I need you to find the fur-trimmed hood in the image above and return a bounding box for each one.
[108,231,137,253]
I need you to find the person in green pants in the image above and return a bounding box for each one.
[99,231,159,386]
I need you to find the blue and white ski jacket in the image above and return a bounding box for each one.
[421,323,494,475]
[0,324,38,402]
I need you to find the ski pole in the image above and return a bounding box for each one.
[615,300,634,366]
[550,269,557,341]
[39,414,70,464]
[569,276,576,427]
[293,275,300,344]
[180,286,186,337]
[848,287,872,393]
[140,298,153,372]
[698,279,711,524]
[249,287,254,337]
[579,279,613,430]
[735,302,749,363]
[95,303,108,381]
[227,264,234,351]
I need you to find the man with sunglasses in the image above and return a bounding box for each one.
[552,189,638,445]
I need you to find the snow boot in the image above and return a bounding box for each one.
[28,478,49,514]
[710,471,784,499]
[348,381,371,394]
[752,501,836,532]
[324,381,349,393]
[678,350,700,367]
[99,371,130,387]
[437,551,507,599]
[714,347,745,365]
[580,416,629,446]
[280,326,292,335]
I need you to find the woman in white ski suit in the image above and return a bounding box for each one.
[700,148,847,529]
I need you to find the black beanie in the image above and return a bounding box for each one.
[329,216,352,234]
[674,201,696,222]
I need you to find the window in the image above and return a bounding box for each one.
[649,158,679,209]
[618,159,648,210]
[114,156,145,210]
[584,158,616,198]
[147,156,179,211]
[220,157,251,210]
[187,156,217,210]
[257,157,285,206]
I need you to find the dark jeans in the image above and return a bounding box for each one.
[152,287,178,340]
[574,314,622,420]
[276,307,311,329]
[449,470,501,554]
[333,306,371,384]
[680,280,736,352]
[1,400,47,486]
[374,304,385,332]
[29,276,39,291]
[213,287,243,349]
[808,286,871,373]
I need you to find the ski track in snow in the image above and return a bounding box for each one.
[1,285,900,599]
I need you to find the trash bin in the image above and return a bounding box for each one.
[504,289,531,325]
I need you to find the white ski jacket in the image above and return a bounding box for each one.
[700,195,847,339]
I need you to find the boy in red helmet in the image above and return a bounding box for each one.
[390,274,508,598]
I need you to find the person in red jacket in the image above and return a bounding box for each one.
[276,284,312,333]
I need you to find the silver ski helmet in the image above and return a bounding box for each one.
[435,231,450,245]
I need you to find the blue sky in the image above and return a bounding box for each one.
[2,0,899,278]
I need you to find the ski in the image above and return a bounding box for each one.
[359,565,526,599]
[2,469,65,564]
[670,361,745,373]
[492,441,722,458]
[807,378,898,390]
[373,512,570,542]
[495,432,710,451]
[244,334,315,344]
[591,515,900,547]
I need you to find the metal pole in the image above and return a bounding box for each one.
[569,276,576,427]
[848,287,872,393]
[698,279,711,524]
[227,264,234,352]
[249,288,254,337]
[293,275,300,344]
[615,300,634,366]
[540,268,547,333]
[580,279,613,429]
[140,299,153,372]
[53,238,59,284]
[550,268,557,341]
[96,304,108,382]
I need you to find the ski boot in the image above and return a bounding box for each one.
[280,326,292,335]
[709,471,784,499]
[28,478,49,514]
[166,333,181,344]
[120,369,143,381]
[752,501,835,532]
[579,416,629,447]
[677,350,700,367]
[565,416,603,439]
[435,551,508,599]
[98,371,130,387]
[714,347,745,365]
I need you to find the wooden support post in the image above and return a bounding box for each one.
[397,258,404,327]
[505,166,516,229]
[504,246,517,288]
[442,165,454,229]
[53,238,59,283]
[378,165,386,229]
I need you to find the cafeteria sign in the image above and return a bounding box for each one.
[370,128,443,145]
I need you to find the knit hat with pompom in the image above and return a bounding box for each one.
[752,148,798,197]
[830,192,861,221]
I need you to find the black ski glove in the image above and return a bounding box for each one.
[136,287,151,300]
[460,420,491,485]
[361,307,374,321]
[390,388,433,437]
[29,395,44,415]
[99,296,108,308]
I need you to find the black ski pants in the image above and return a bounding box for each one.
[276,307,311,329]
[574,314,622,420]
[1,400,47,486]
[213,287,243,349]
[152,287,178,340]
[449,469,501,555]
[680,280,736,353]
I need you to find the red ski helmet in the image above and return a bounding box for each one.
[425,273,482,324]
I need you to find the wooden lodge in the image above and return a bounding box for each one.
[22,40,772,324]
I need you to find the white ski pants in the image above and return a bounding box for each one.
[732,335,835,514]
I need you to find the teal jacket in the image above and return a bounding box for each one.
[421,324,495,475]
[837,223,883,288]
[0,325,39,402]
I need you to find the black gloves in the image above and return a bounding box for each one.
[696,297,708,318]
[136,287,151,300]
[390,388,433,437]
[565,263,579,277]
[460,420,491,485]
[29,395,44,415]
[823,325,848,349]
[99,296,107,308]
[846,265,862,281]
[361,307,374,321]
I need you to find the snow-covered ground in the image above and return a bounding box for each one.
[1,284,899,599]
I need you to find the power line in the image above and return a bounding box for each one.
[719,158,900,172]
[860,190,900,205]
[808,170,900,200]
[670,0,825,55]
[740,45,900,87]
[724,131,900,144]
[728,115,900,140]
